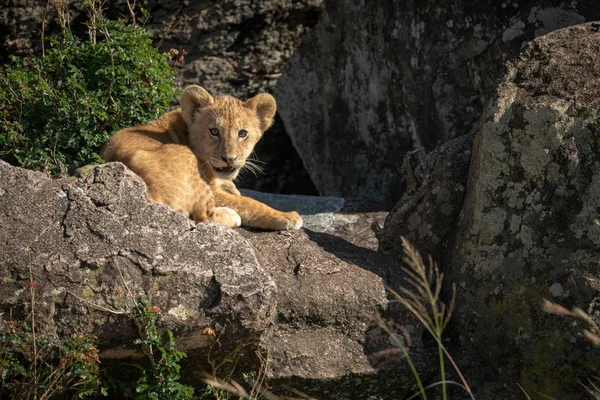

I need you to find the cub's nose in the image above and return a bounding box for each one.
[221,155,238,164]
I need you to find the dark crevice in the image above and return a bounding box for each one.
[236,115,318,195]
[60,199,72,239]
[85,220,106,241]
[199,275,222,310]
[285,241,307,277]
[227,15,268,52]
[293,263,301,276]
[117,249,153,274]
[89,196,109,208]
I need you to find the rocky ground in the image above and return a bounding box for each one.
[0,160,425,399]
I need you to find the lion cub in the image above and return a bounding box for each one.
[101,85,303,230]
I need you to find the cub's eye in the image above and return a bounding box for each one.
[209,128,220,137]
[238,129,248,139]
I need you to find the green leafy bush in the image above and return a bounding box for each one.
[0,16,176,175]
[130,299,194,400]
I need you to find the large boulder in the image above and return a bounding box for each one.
[0,160,432,398]
[275,0,599,202]
[242,229,434,398]
[449,22,600,399]
[138,0,323,98]
[0,161,276,357]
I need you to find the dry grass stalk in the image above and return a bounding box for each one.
[541,299,600,344]
[398,237,456,334]
[383,237,473,400]
[542,298,600,398]
[202,372,312,400]
[583,377,600,400]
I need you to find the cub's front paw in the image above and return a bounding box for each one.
[212,206,241,228]
[274,211,303,231]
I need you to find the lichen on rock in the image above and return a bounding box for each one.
[450,23,600,399]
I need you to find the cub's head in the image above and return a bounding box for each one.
[180,85,276,180]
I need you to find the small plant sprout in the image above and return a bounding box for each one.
[129,299,194,399]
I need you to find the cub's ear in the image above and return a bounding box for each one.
[246,93,276,132]
[180,85,213,126]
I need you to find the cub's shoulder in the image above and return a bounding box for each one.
[101,110,187,161]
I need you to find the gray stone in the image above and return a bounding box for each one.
[242,189,387,250]
[275,0,599,202]
[242,189,345,232]
[241,228,435,399]
[0,161,275,356]
[449,23,600,399]
[0,161,431,398]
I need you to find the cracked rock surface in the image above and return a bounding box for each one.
[0,160,430,399]
[0,161,275,354]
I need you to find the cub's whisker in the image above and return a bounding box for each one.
[248,152,265,164]
[246,158,265,165]
[241,160,264,176]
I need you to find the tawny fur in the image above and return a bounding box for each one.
[101,85,302,230]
